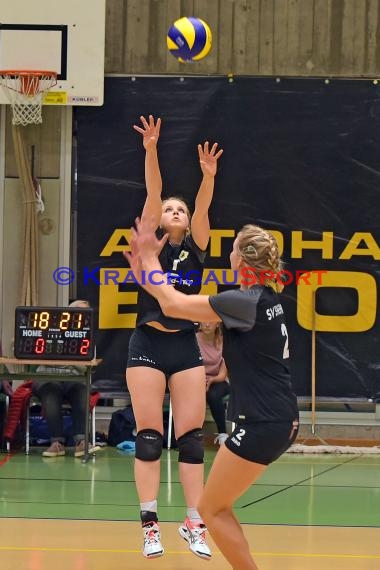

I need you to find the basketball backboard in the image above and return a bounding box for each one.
[0,0,105,106]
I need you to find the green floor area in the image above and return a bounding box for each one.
[1,447,380,526]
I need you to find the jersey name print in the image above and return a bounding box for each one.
[266,303,284,320]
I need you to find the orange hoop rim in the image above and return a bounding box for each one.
[0,69,58,96]
[0,69,57,78]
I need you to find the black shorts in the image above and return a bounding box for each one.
[225,419,299,465]
[127,324,203,376]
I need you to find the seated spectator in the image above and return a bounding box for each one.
[196,322,230,445]
[33,300,100,458]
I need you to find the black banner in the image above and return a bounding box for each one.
[76,76,380,398]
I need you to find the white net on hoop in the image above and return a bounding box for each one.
[0,71,57,126]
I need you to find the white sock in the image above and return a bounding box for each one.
[140,500,158,513]
[187,507,203,524]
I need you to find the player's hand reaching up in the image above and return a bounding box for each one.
[133,216,168,258]
[123,216,168,283]
[198,141,223,178]
[133,115,161,150]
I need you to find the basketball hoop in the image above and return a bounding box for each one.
[0,70,58,126]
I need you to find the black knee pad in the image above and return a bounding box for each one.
[135,429,163,461]
[177,428,204,464]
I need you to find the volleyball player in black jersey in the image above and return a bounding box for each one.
[125,115,223,559]
[126,220,299,570]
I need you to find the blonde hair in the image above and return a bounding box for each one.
[69,299,90,308]
[237,225,284,292]
[161,196,191,236]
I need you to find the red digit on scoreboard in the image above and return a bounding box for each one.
[35,338,45,354]
[80,339,90,355]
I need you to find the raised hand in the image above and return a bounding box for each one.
[124,216,168,272]
[198,141,223,178]
[133,115,161,150]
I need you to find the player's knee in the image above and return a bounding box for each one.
[135,429,163,461]
[177,428,204,464]
[199,499,229,523]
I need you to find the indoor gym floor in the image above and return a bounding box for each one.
[0,446,380,569]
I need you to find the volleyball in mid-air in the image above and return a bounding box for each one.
[167,17,212,63]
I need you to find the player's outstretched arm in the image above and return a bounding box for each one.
[133,115,162,229]
[191,141,223,250]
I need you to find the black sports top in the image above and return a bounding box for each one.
[136,233,207,330]
[209,286,298,423]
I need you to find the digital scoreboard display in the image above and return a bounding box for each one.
[14,306,95,360]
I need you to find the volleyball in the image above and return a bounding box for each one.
[167,17,212,63]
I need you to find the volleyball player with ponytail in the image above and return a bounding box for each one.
[126,221,299,570]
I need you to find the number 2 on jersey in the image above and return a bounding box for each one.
[281,323,289,359]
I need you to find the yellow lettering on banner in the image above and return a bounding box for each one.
[100,229,132,256]
[297,270,377,332]
[99,228,379,260]
[209,230,235,257]
[99,268,137,329]
[292,231,334,259]
[96,228,379,332]
[339,232,380,260]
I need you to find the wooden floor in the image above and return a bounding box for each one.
[1,446,380,569]
[1,519,380,569]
